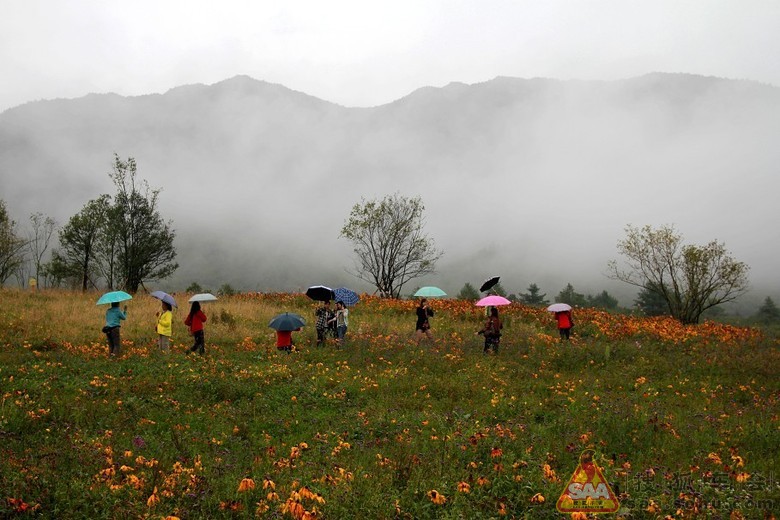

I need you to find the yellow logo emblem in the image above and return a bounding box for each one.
[556,450,619,514]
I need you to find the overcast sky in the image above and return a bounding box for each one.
[1,0,779,112]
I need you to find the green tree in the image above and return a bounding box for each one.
[109,155,178,293]
[0,200,26,285]
[50,196,110,291]
[587,290,619,310]
[634,282,669,316]
[340,194,443,298]
[608,224,749,325]
[491,282,507,297]
[519,283,549,306]
[186,282,203,293]
[756,296,780,324]
[218,283,237,296]
[556,283,587,307]
[457,282,480,300]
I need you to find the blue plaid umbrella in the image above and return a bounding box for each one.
[333,287,359,306]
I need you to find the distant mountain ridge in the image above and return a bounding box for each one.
[1,73,779,307]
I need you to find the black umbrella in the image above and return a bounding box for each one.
[269,312,306,331]
[306,285,335,302]
[479,276,500,293]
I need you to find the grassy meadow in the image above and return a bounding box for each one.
[0,289,778,519]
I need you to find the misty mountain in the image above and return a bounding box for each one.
[1,73,779,309]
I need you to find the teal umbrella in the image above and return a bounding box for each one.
[96,291,133,305]
[414,286,447,298]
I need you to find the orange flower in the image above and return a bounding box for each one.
[457,481,471,493]
[646,499,660,513]
[571,513,588,520]
[491,447,503,458]
[530,493,545,504]
[146,487,160,508]
[427,489,447,505]
[237,477,256,492]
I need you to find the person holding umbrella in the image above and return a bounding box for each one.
[555,310,573,341]
[547,303,574,341]
[155,301,173,353]
[477,307,503,353]
[328,300,349,347]
[185,301,207,355]
[315,300,334,347]
[104,302,127,357]
[415,298,434,343]
[269,312,306,354]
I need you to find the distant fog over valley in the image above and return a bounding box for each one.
[1,73,778,312]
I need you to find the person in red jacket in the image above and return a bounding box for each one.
[276,328,300,353]
[185,301,207,354]
[555,310,573,341]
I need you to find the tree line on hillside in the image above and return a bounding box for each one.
[339,195,752,325]
[1,165,761,326]
[0,154,177,293]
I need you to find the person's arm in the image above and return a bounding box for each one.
[159,311,172,329]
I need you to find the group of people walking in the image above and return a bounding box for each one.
[417,298,573,354]
[102,300,208,357]
[314,300,349,347]
[103,294,573,358]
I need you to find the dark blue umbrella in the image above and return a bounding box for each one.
[269,312,306,331]
[333,287,359,306]
[150,290,177,308]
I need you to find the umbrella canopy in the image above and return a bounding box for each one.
[96,291,133,305]
[476,295,512,307]
[150,290,177,308]
[414,286,447,298]
[479,276,501,293]
[189,293,218,303]
[269,312,306,331]
[306,285,335,302]
[547,303,572,312]
[333,287,360,306]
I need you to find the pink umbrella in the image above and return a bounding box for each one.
[476,295,512,307]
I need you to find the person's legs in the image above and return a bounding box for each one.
[337,325,347,346]
[109,327,121,356]
[159,335,170,352]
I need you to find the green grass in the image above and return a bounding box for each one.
[0,289,778,519]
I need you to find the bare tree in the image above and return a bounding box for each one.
[25,212,57,287]
[608,224,749,324]
[340,194,443,298]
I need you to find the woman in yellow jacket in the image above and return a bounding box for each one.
[156,301,173,352]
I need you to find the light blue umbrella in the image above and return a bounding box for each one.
[150,290,177,308]
[96,291,133,305]
[188,293,218,303]
[333,287,360,306]
[414,286,447,298]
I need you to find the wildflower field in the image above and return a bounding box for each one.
[0,289,778,519]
